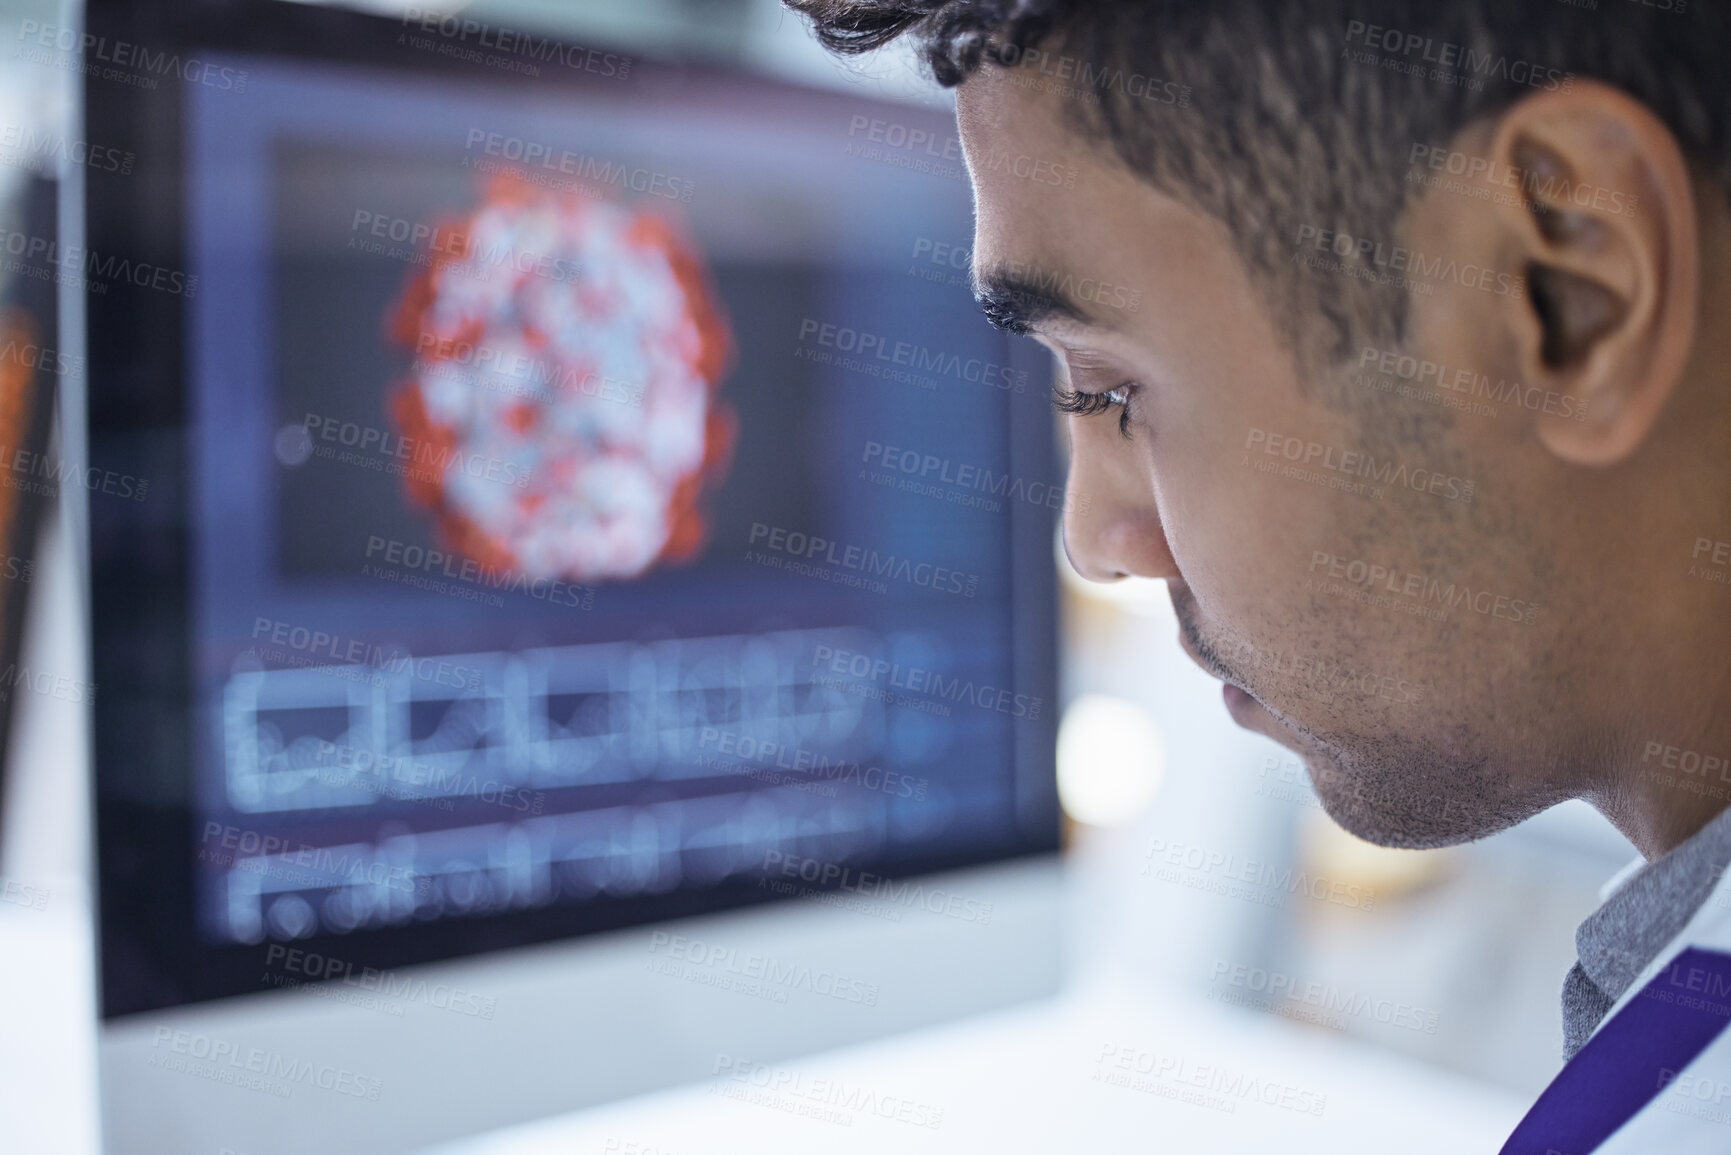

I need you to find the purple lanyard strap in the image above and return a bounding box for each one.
[1501,947,1731,1155]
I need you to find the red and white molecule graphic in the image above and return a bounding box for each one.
[387,171,735,582]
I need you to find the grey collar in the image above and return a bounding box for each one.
[1562,802,1731,1058]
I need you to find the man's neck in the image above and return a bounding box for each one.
[1595,734,1731,861]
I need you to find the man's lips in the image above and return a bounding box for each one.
[1176,630,1262,720]
[1176,629,1224,683]
[1222,682,1259,722]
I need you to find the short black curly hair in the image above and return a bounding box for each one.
[787,0,1730,371]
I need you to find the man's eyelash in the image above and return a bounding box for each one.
[1052,383,1136,436]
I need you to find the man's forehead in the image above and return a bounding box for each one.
[956,68,1085,204]
[956,68,1132,334]
[954,60,1067,145]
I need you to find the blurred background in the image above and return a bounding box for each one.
[0,1,1642,1151]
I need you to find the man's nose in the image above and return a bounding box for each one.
[1061,428,1178,583]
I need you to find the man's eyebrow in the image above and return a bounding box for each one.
[971,265,1093,335]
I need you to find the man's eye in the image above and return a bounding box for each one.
[1052,383,1137,436]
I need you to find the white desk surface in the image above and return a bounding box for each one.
[426,962,1530,1155]
[0,895,102,1155]
[0,879,1530,1155]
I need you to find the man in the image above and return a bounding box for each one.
[790,1,1731,1150]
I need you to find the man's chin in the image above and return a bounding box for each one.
[1305,756,1536,850]
[1214,687,1532,847]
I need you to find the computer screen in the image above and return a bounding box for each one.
[89,2,1059,1016]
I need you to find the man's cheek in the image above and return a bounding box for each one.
[1204,452,1326,617]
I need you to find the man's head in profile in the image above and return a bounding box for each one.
[790,0,1726,862]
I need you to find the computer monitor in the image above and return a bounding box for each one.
[82,1,1061,1150]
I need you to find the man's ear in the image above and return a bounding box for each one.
[1440,80,1699,465]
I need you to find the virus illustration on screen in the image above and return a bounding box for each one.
[386,170,736,583]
